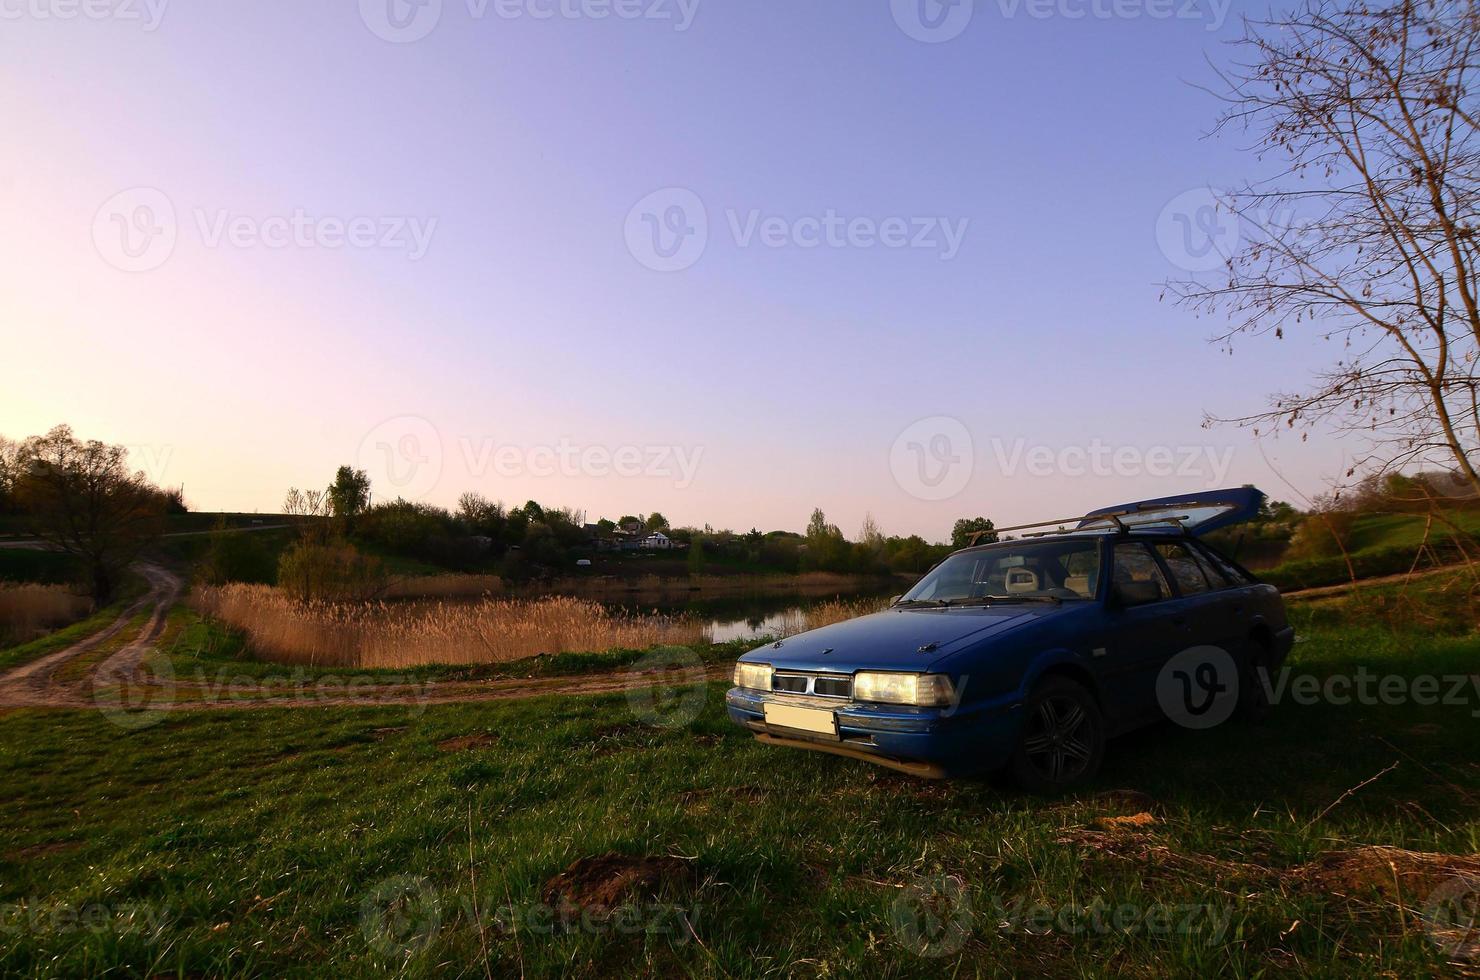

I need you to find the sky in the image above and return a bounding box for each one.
[1,0,1355,540]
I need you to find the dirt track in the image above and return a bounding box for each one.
[0,565,725,716]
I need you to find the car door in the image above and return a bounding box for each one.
[1150,539,1243,654]
[1097,541,1184,729]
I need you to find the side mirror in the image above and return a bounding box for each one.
[888,595,903,606]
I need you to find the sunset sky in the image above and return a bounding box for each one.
[2,0,1351,538]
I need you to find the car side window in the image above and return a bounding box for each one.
[1194,542,1251,586]
[1154,542,1212,595]
[1112,543,1172,606]
[1185,544,1231,589]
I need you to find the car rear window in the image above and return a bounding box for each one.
[1153,542,1213,595]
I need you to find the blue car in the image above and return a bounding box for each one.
[727,488,1295,792]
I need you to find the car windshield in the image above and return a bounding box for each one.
[901,538,1102,603]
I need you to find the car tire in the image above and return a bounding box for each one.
[1008,676,1106,795]
[1237,636,1275,722]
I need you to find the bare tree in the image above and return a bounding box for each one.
[1168,0,1480,493]
[14,426,166,599]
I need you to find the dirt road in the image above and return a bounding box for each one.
[0,564,725,716]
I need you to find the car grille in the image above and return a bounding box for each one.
[772,671,852,699]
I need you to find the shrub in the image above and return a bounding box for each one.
[276,542,386,602]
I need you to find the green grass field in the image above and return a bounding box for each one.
[2,588,1478,977]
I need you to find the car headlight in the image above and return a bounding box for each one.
[853,671,956,707]
[733,662,773,691]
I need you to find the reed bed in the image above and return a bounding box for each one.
[381,574,505,600]
[0,584,92,645]
[192,583,707,668]
[380,570,903,604]
[773,596,893,637]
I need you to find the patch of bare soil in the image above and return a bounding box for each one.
[5,841,79,862]
[540,854,696,919]
[436,733,498,752]
[1299,846,1480,903]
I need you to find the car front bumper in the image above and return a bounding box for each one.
[724,687,1023,777]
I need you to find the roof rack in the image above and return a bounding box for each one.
[966,509,1192,546]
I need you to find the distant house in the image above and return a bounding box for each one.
[641,531,673,550]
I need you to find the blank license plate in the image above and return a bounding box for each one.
[764,702,837,737]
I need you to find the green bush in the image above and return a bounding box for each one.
[277,541,386,601]
[1263,538,1469,591]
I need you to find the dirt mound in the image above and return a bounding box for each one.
[436,733,498,752]
[540,854,695,918]
[1300,846,1480,902]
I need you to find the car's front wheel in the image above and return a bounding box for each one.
[1008,676,1105,794]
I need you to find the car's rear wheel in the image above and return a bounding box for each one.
[1008,676,1105,794]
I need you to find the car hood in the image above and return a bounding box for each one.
[741,605,1054,673]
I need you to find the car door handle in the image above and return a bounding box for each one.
[1171,616,1189,628]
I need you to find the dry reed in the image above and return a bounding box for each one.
[0,584,92,645]
[192,583,707,668]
